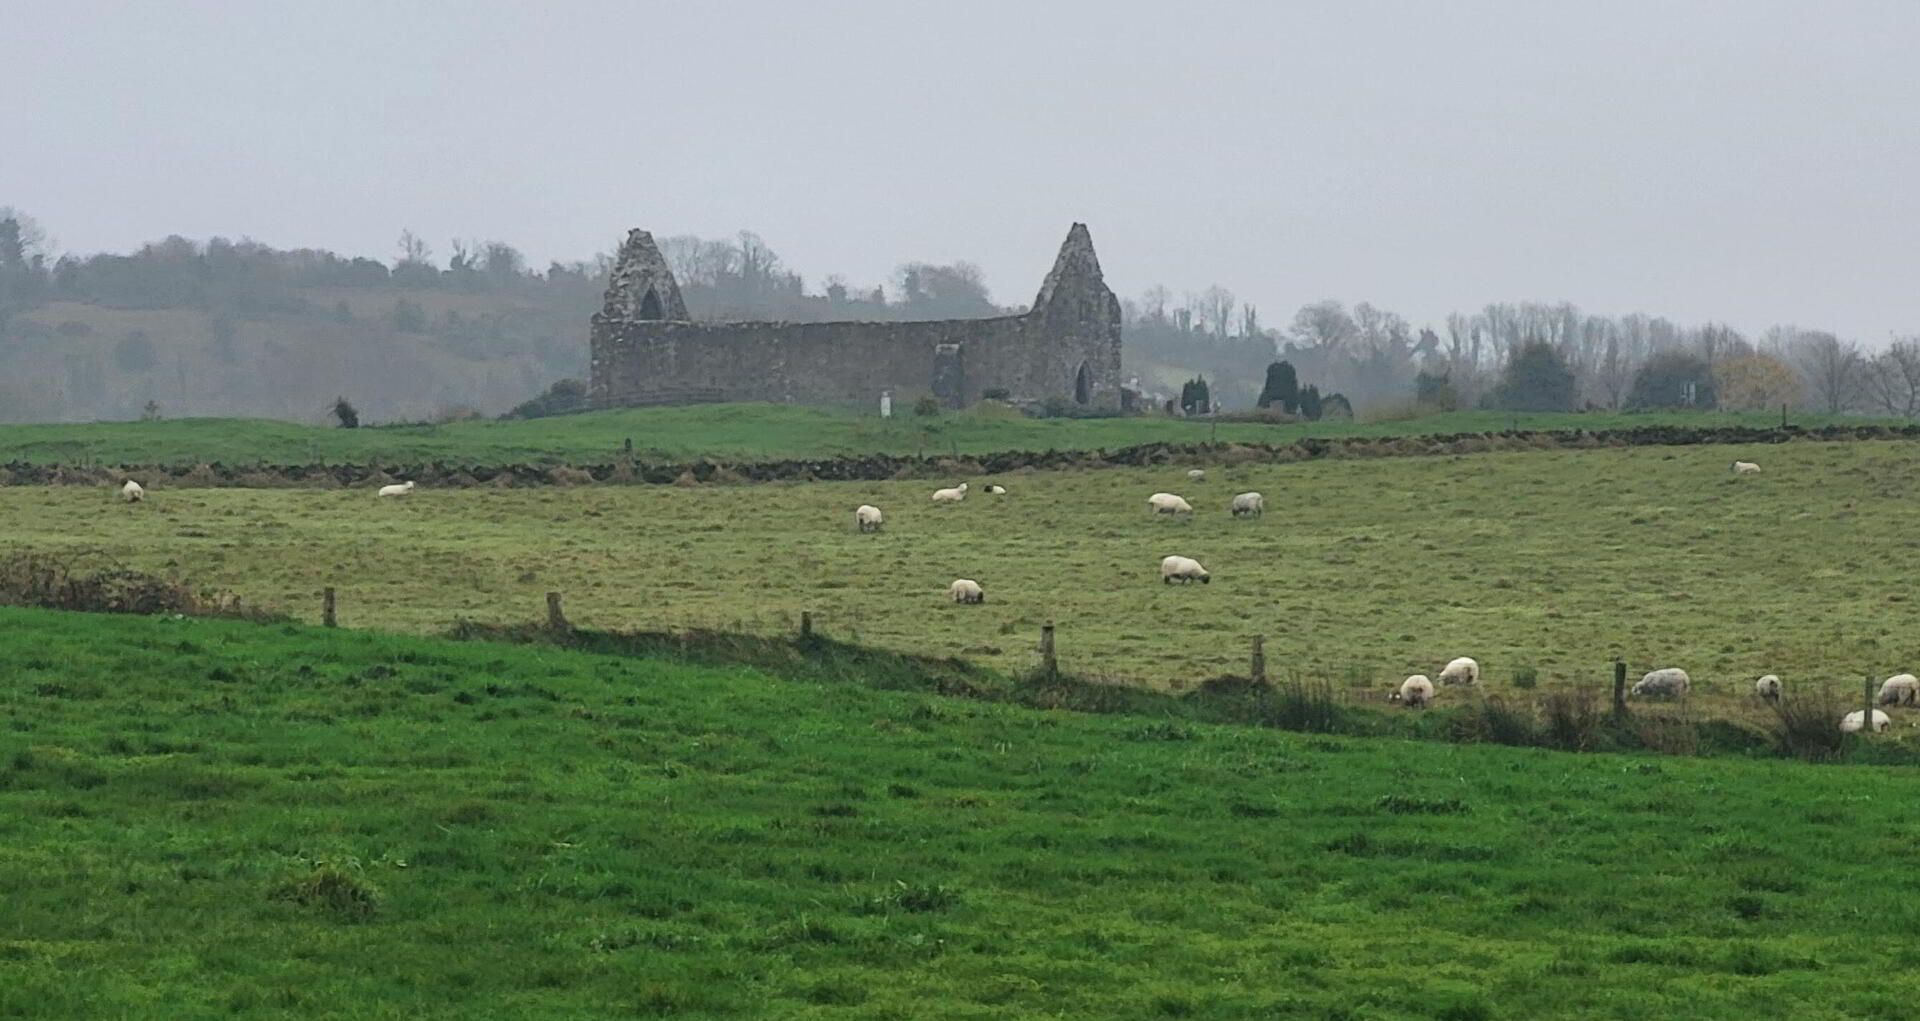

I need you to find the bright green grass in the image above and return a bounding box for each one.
[4,438,1917,707]
[0,403,1870,466]
[1,606,1917,1019]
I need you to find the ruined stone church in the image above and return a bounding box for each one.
[589,224,1123,411]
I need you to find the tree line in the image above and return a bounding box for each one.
[2,205,1913,423]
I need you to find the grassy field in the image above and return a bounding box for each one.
[1,605,1916,1019]
[4,437,1917,710]
[0,403,1873,466]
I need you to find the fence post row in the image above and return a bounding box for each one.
[1039,624,1057,679]
[546,591,568,631]
[322,587,337,628]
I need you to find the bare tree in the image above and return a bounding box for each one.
[395,229,432,267]
[1196,285,1235,336]
[1791,331,1865,414]
[1864,340,1920,418]
[1289,300,1356,352]
[1138,285,1170,323]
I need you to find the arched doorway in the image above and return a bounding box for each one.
[638,287,664,320]
[1074,361,1092,404]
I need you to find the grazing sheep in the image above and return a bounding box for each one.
[1630,667,1691,699]
[854,505,884,533]
[377,481,416,497]
[948,578,985,604]
[1187,469,1206,482]
[931,483,969,504]
[1438,657,1480,686]
[1731,460,1760,474]
[984,485,1007,495]
[1389,674,1434,708]
[1842,709,1892,733]
[1754,674,1782,701]
[1147,492,1194,515]
[1876,673,1918,706]
[1230,492,1265,518]
[119,480,145,503]
[1159,555,1210,584]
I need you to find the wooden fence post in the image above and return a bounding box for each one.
[1612,658,1628,715]
[1250,635,1267,684]
[1039,624,1057,679]
[546,591,568,631]
[800,611,813,639]
[1865,675,1877,735]
[322,587,337,628]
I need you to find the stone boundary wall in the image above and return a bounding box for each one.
[3,423,1915,490]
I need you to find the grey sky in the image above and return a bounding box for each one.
[11,0,1920,342]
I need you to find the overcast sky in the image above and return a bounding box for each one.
[10,1,1920,341]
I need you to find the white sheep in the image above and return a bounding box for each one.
[1754,674,1782,701]
[1159,555,1210,584]
[1876,673,1918,707]
[984,485,1007,495]
[1147,492,1194,515]
[1187,469,1206,482]
[1842,709,1892,733]
[119,479,145,503]
[931,483,969,504]
[1230,492,1264,518]
[1438,657,1480,686]
[948,578,984,604]
[1389,674,1434,708]
[377,481,416,497]
[1731,460,1760,474]
[854,505,884,533]
[1630,667,1690,699]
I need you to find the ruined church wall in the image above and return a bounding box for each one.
[592,313,1120,408]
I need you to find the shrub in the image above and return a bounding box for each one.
[0,551,275,620]
[912,395,941,417]
[980,387,1010,400]
[1511,664,1539,689]
[503,378,586,420]
[331,396,360,429]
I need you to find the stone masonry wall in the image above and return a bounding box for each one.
[589,224,1123,411]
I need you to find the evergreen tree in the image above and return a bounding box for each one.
[1256,360,1299,411]
[1486,340,1577,412]
[1626,351,1717,409]
[1298,384,1324,421]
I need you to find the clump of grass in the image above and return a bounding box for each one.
[269,862,380,922]
[1510,664,1539,689]
[1540,690,1604,751]
[1447,697,1537,747]
[1374,794,1470,815]
[1768,687,1852,762]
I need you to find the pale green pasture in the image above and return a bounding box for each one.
[3,439,1914,695]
